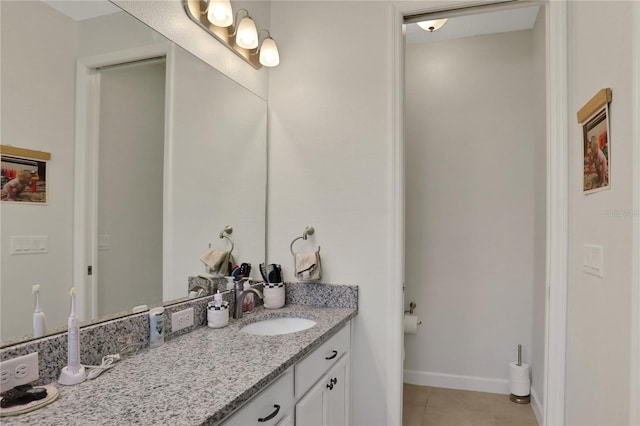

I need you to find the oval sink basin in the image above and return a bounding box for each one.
[241,317,317,336]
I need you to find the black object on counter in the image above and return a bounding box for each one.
[0,384,47,408]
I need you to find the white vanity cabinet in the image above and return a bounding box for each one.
[221,322,351,426]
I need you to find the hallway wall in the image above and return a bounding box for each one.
[403,28,545,393]
[567,2,634,424]
[267,2,395,424]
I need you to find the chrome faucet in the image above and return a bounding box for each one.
[233,279,263,319]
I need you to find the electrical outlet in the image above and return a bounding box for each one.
[0,370,10,385]
[171,307,194,332]
[0,352,39,392]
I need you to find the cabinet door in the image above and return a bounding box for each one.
[296,354,350,426]
[326,354,349,426]
[295,373,327,426]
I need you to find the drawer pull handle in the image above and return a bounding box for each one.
[330,377,337,386]
[325,350,338,360]
[258,404,280,422]
[327,382,334,390]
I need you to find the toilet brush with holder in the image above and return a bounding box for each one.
[509,344,531,404]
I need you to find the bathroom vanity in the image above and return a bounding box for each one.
[223,321,351,426]
[1,304,356,425]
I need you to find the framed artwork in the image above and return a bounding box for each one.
[577,89,612,194]
[0,145,50,204]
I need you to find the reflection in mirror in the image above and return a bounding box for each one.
[0,0,267,346]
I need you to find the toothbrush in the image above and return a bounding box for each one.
[67,287,80,374]
[32,284,46,338]
[58,287,86,385]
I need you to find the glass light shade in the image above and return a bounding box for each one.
[236,16,258,49]
[259,37,280,67]
[207,0,233,27]
[417,18,448,32]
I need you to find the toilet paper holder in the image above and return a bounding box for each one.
[404,302,422,325]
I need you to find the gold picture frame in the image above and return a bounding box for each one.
[0,145,50,204]
[577,89,612,194]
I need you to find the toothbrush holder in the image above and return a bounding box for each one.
[263,283,285,309]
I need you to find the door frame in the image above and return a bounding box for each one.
[389,1,569,425]
[73,43,173,320]
[631,1,640,423]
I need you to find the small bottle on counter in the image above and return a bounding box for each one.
[149,307,165,348]
[242,279,254,313]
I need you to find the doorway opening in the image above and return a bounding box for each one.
[400,3,555,425]
[73,45,170,322]
[93,58,166,317]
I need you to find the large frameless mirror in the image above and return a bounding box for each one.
[0,0,267,346]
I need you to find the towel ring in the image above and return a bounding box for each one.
[219,225,234,253]
[290,226,320,255]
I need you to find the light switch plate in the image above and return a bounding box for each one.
[98,234,110,250]
[10,235,47,255]
[583,244,604,277]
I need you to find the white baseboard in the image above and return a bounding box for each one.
[530,387,543,426]
[403,369,510,394]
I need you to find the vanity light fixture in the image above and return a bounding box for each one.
[183,0,279,69]
[206,0,233,27]
[234,10,259,49]
[257,30,280,67]
[417,18,448,32]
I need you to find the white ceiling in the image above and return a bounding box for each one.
[42,0,120,21]
[406,5,540,44]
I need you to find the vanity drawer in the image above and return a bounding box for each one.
[295,323,350,399]
[223,367,294,426]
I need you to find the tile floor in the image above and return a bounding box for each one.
[403,384,538,426]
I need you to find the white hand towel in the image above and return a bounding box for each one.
[200,249,234,274]
[295,251,322,281]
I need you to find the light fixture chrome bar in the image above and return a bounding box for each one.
[404,0,542,24]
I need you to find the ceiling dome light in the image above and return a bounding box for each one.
[236,16,258,49]
[259,37,279,67]
[417,18,448,32]
[207,0,233,27]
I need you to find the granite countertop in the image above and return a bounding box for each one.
[4,304,357,426]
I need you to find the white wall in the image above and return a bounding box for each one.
[167,44,267,300]
[403,29,542,393]
[530,6,546,413]
[268,2,395,424]
[567,2,634,424]
[0,1,77,340]
[77,10,165,57]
